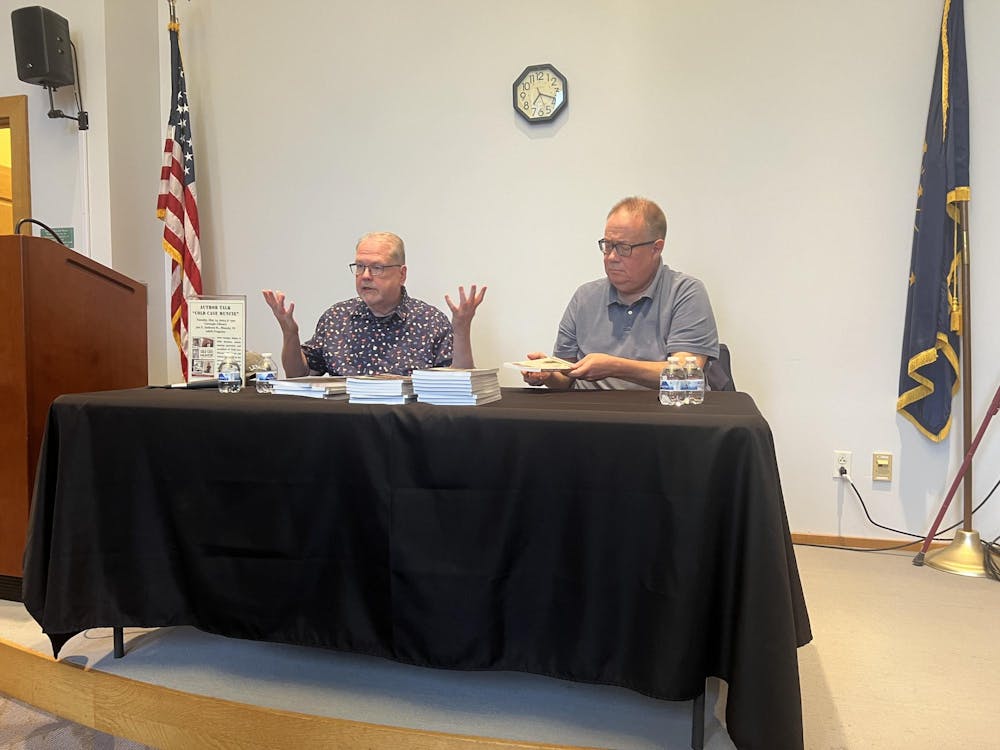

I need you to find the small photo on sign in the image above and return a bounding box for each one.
[191,337,215,358]
[192,359,215,376]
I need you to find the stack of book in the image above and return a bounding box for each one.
[411,368,501,406]
[345,375,415,404]
[272,376,347,399]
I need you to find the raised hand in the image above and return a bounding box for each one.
[445,285,487,330]
[261,289,299,337]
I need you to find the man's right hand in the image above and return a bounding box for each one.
[521,352,574,390]
[262,289,310,378]
[262,290,299,337]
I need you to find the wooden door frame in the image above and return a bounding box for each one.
[0,95,31,230]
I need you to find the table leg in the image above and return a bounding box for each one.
[113,627,124,658]
[691,684,705,750]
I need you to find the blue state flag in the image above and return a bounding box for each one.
[897,0,970,442]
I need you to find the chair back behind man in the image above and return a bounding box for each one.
[706,343,736,392]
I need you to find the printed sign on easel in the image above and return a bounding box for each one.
[187,295,246,382]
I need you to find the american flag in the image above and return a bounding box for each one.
[157,19,202,380]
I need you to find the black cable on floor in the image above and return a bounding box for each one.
[848,471,998,540]
[798,472,1000,555]
[984,533,1000,582]
[795,539,926,553]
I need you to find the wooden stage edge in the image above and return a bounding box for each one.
[0,638,589,750]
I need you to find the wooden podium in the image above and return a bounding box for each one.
[0,236,148,599]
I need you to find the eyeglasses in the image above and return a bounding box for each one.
[349,263,402,277]
[597,239,657,257]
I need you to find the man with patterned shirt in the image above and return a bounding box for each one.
[263,232,485,377]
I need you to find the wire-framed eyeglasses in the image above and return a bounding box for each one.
[597,239,657,257]
[349,262,403,277]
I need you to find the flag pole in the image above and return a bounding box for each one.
[914,201,994,576]
[158,0,203,381]
[912,379,1000,571]
[959,200,973,532]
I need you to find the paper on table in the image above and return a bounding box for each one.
[503,356,575,372]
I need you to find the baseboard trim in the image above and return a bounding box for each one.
[0,637,591,750]
[791,532,948,552]
[0,575,22,602]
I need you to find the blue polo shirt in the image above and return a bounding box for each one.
[553,264,719,390]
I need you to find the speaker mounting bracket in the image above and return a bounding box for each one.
[45,85,88,130]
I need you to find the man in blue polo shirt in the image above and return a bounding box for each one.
[523,196,718,390]
[263,231,485,377]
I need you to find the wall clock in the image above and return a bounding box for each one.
[512,63,567,123]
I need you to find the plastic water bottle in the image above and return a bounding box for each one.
[684,356,705,405]
[659,356,685,406]
[218,356,243,393]
[255,353,277,394]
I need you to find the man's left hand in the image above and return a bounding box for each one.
[567,353,620,381]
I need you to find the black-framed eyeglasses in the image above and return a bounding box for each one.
[349,262,402,277]
[597,239,657,257]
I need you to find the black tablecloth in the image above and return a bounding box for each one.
[23,387,811,750]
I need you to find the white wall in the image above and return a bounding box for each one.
[5,0,1000,543]
[1,0,167,380]
[104,0,164,382]
[2,0,109,259]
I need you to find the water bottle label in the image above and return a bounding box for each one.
[257,371,276,382]
[218,371,241,383]
[683,378,704,391]
[660,379,683,391]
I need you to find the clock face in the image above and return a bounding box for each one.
[513,64,567,123]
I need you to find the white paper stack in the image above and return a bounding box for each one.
[346,375,415,404]
[272,376,348,399]
[411,368,501,406]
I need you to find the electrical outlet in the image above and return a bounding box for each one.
[872,452,893,482]
[833,450,851,478]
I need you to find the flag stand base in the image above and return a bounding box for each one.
[924,530,988,577]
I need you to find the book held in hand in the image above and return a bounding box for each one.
[503,356,574,372]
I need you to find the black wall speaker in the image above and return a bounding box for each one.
[11,5,75,88]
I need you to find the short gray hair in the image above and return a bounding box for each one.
[607,197,667,240]
[357,232,405,264]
